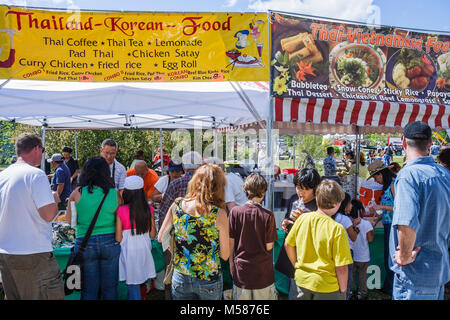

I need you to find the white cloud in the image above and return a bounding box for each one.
[223,0,239,8]
[248,0,377,24]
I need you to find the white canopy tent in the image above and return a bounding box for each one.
[0,80,270,129]
[0,79,272,187]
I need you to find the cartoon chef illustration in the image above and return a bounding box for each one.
[0,28,19,68]
[234,30,249,49]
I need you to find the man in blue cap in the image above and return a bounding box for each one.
[48,153,72,210]
[390,121,450,300]
[151,159,184,202]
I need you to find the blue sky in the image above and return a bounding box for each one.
[2,0,449,32]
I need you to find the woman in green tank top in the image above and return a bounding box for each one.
[65,156,121,300]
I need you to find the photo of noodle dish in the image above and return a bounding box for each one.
[330,43,385,89]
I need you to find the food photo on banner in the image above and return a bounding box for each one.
[270,11,450,105]
[0,6,269,82]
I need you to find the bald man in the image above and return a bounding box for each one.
[126,160,159,199]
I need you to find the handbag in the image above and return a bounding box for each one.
[62,189,109,295]
[163,197,183,286]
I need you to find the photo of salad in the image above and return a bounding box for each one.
[330,43,384,88]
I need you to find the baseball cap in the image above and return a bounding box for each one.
[168,159,183,171]
[403,121,432,140]
[62,146,73,153]
[181,151,202,170]
[124,175,144,190]
[47,153,64,162]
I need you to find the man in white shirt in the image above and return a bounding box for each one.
[203,157,248,212]
[0,133,64,300]
[100,138,126,191]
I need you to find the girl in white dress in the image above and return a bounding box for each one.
[115,176,156,300]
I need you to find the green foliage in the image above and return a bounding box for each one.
[291,134,327,167]
[10,124,177,169]
[0,121,18,165]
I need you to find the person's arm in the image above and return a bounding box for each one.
[38,203,59,222]
[71,169,80,181]
[229,238,235,276]
[151,188,163,202]
[266,242,274,251]
[366,229,375,243]
[149,212,156,238]
[65,187,81,225]
[335,265,348,293]
[284,242,297,267]
[347,226,358,242]
[157,203,175,243]
[393,225,421,267]
[216,208,230,260]
[116,190,123,206]
[56,183,64,196]
[115,216,123,242]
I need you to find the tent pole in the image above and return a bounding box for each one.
[159,127,164,175]
[74,130,78,160]
[293,135,296,168]
[41,124,46,171]
[152,129,155,161]
[354,126,360,200]
[266,11,274,211]
[212,116,218,158]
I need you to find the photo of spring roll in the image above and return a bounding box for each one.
[289,47,311,60]
[281,32,308,53]
[303,49,323,64]
[272,14,330,87]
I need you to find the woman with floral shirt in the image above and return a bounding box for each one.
[158,164,230,300]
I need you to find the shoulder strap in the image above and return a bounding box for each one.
[78,189,109,252]
[172,197,184,217]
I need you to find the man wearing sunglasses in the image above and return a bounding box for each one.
[0,133,64,300]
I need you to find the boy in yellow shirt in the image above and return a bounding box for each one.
[285,180,353,300]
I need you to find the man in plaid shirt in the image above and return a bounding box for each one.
[158,151,203,225]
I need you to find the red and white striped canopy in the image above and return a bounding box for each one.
[274,97,450,134]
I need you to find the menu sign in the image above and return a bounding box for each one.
[270,11,450,105]
[0,6,268,82]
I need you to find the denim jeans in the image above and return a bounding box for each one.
[74,233,121,300]
[393,273,445,300]
[127,284,142,300]
[171,270,223,300]
[383,223,394,295]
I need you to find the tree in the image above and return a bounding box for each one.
[0,121,17,165]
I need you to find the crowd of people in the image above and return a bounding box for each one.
[0,121,448,301]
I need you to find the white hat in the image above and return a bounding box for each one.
[124,175,144,190]
[182,151,202,170]
[47,153,64,163]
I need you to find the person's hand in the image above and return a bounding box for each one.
[372,204,383,211]
[393,246,421,267]
[282,219,294,234]
[368,206,377,216]
[352,217,361,226]
[52,191,61,204]
[289,207,304,221]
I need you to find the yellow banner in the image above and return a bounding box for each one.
[0,6,268,82]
